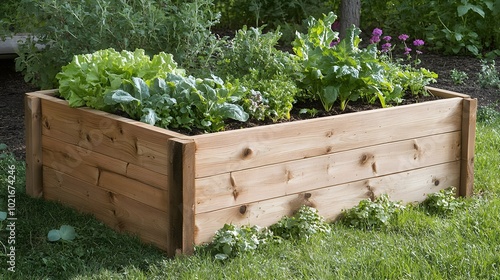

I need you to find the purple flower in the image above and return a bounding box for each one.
[331,20,340,31]
[381,42,392,52]
[416,50,423,54]
[330,38,340,47]
[383,36,392,42]
[413,39,425,46]
[370,35,380,44]
[372,28,383,36]
[399,34,409,41]
[404,47,412,55]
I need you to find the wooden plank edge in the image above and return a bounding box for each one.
[460,98,477,197]
[426,86,471,99]
[170,138,196,255]
[25,94,43,198]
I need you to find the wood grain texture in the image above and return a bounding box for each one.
[98,170,169,212]
[460,98,477,197]
[194,161,460,244]
[427,86,471,99]
[25,94,43,197]
[194,98,463,178]
[43,166,171,252]
[39,94,185,175]
[195,132,461,213]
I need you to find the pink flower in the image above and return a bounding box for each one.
[383,36,392,42]
[399,34,409,41]
[404,47,412,55]
[381,43,392,52]
[413,39,425,46]
[370,36,381,44]
[372,28,383,36]
[330,38,340,47]
[416,50,423,54]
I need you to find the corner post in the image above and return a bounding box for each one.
[460,98,477,197]
[170,138,196,256]
[24,93,43,198]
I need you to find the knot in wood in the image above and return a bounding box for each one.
[239,205,247,215]
[242,148,253,159]
[359,153,373,165]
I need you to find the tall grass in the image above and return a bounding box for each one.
[0,112,499,279]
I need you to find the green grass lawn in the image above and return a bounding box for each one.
[1,110,499,280]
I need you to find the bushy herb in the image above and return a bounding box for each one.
[340,194,405,230]
[450,69,469,85]
[13,0,221,89]
[214,26,300,121]
[422,187,464,216]
[478,60,500,89]
[207,224,271,260]
[477,105,500,124]
[269,205,331,241]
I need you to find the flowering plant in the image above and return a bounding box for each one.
[368,28,438,96]
[370,29,426,66]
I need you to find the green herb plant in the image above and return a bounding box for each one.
[477,104,500,124]
[340,194,405,230]
[269,205,331,241]
[293,12,407,111]
[13,0,221,89]
[478,60,500,89]
[421,187,465,216]
[214,26,300,121]
[450,69,469,85]
[206,224,272,260]
[205,205,330,260]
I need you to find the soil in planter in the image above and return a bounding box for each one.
[184,92,442,135]
[1,54,499,158]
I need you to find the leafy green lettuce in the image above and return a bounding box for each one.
[56,48,184,110]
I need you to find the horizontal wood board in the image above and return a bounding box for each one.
[194,161,460,244]
[195,131,462,214]
[43,166,171,252]
[41,136,170,190]
[193,97,463,178]
[38,93,185,175]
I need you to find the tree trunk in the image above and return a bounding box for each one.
[339,0,361,39]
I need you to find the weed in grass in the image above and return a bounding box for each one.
[339,194,405,230]
[422,187,465,216]
[269,205,331,241]
[477,104,500,124]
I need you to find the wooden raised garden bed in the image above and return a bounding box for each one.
[25,87,477,256]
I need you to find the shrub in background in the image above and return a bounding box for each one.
[12,0,221,89]
[360,0,500,57]
[213,26,300,121]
